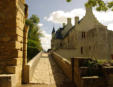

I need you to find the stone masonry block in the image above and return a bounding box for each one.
[0,74,15,87]
[0,50,23,59]
[0,41,23,50]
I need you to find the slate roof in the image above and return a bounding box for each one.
[55,28,64,39]
[63,26,75,38]
[52,27,55,33]
[54,17,84,39]
[78,18,84,24]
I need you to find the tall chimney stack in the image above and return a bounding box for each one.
[75,16,79,25]
[86,6,93,15]
[67,18,71,24]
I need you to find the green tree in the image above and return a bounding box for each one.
[26,15,43,60]
[66,0,72,2]
[66,0,113,11]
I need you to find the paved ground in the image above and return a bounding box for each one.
[21,53,75,87]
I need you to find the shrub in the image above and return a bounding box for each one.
[27,39,42,61]
[27,46,40,61]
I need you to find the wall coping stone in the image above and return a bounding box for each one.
[0,74,14,77]
[28,51,42,66]
[53,52,71,64]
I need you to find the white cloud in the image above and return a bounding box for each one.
[93,11,113,30]
[45,9,85,24]
[40,30,52,51]
[38,23,44,27]
[103,0,113,3]
[44,8,113,30]
[42,8,113,50]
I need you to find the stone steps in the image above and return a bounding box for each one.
[0,74,15,87]
[80,67,88,76]
[82,76,105,87]
[21,83,75,87]
[79,64,106,87]
[0,58,22,74]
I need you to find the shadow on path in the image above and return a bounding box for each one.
[21,53,76,87]
[48,54,76,87]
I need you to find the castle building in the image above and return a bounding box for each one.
[51,7,113,60]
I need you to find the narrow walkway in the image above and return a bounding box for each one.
[21,53,75,87]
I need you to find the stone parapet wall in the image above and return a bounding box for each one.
[51,52,113,87]
[28,51,43,82]
[55,48,83,60]
[51,52,72,81]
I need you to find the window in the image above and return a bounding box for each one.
[89,46,91,50]
[60,43,62,47]
[82,32,86,39]
[81,47,83,54]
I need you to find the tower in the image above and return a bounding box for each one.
[51,27,56,49]
[52,27,56,38]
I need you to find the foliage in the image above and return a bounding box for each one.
[85,0,108,11]
[27,46,40,61]
[85,59,113,76]
[28,39,42,50]
[86,60,103,76]
[97,59,113,66]
[26,15,43,60]
[66,0,113,11]
[96,59,108,64]
[66,0,72,2]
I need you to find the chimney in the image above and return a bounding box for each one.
[86,6,93,15]
[67,18,71,24]
[63,23,66,27]
[75,16,79,25]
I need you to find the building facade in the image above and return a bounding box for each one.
[51,7,113,60]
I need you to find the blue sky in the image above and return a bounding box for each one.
[26,0,87,34]
[26,0,113,51]
[26,0,88,50]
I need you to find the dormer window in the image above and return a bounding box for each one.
[82,32,85,39]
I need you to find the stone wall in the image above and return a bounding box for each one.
[0,0,27,87]
[28,52,42,82]
[51,7,113,60]
[51,52,72,81]
[55,48,77,60]
[51,52,113,87]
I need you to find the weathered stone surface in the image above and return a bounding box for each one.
[0,41,23,50]
[0,0,26,87]
[51,7,113,60]
[27,53,74,87]
[6,58,22,66]
[51,52,72,81]
[0,49,23,59]
[0,74,15,87]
